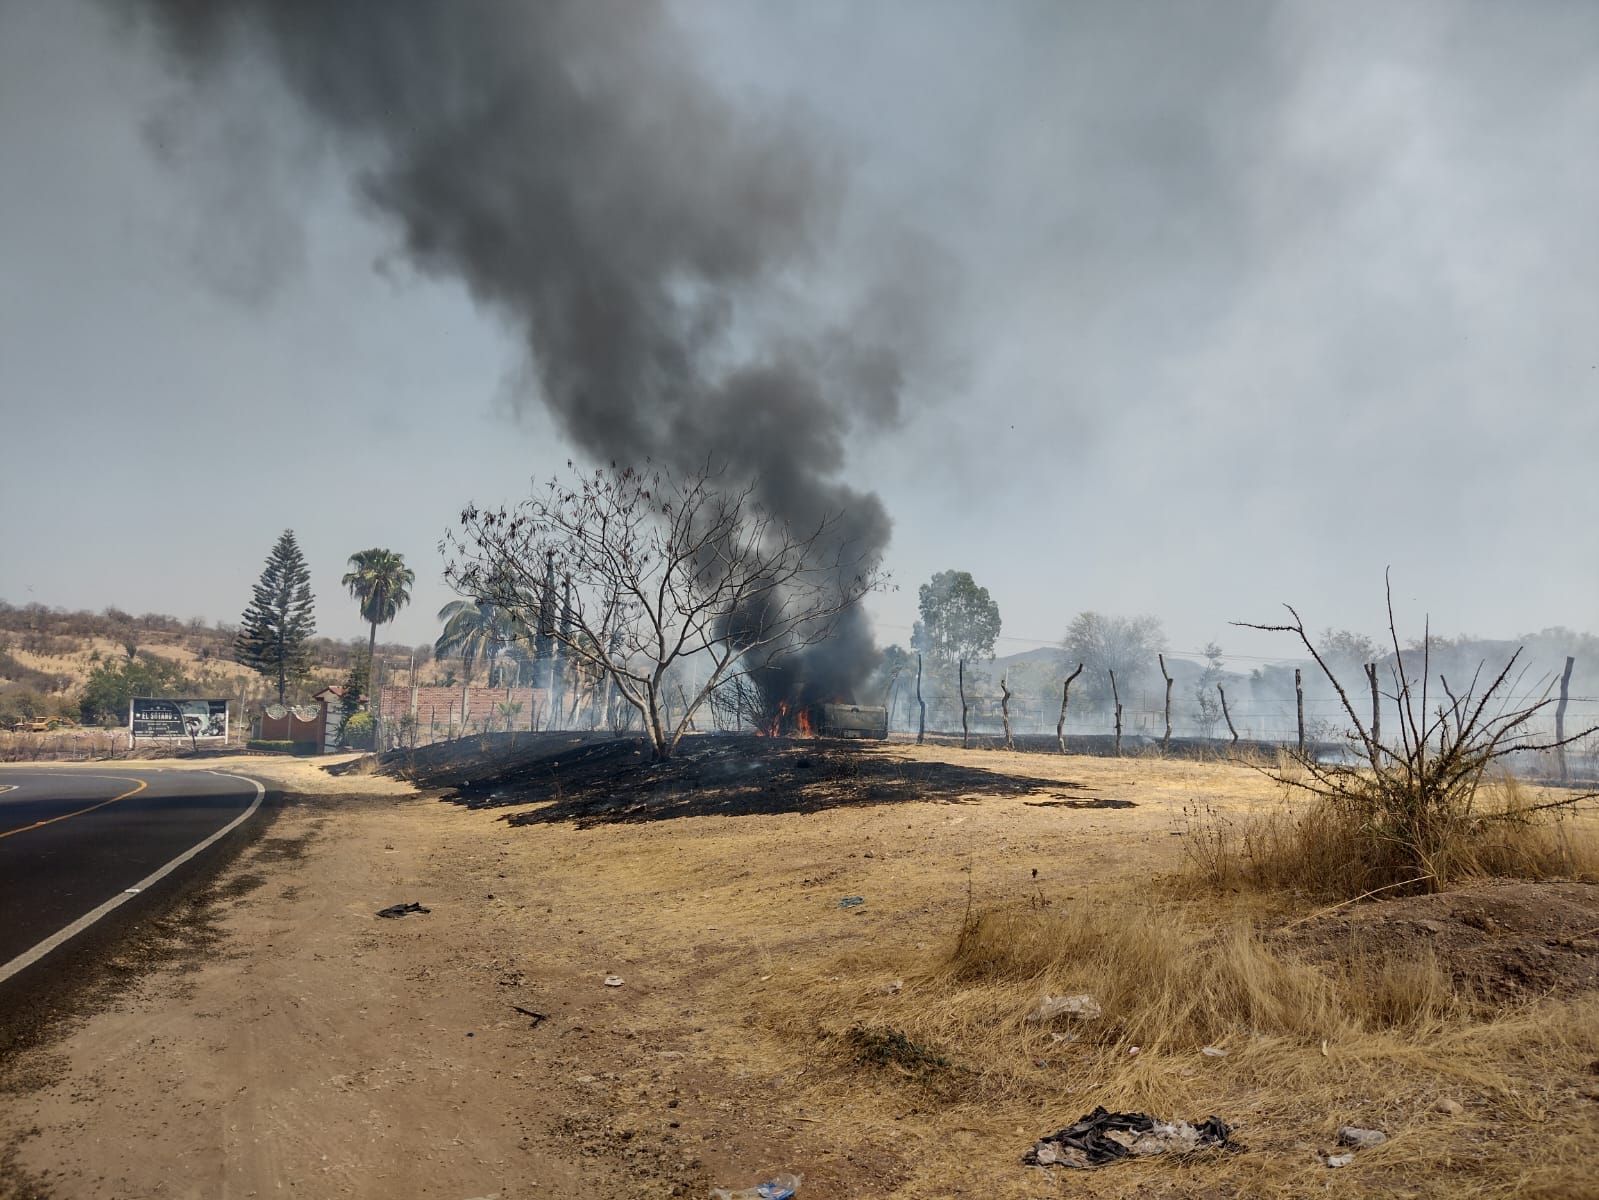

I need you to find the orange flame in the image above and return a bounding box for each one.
[754,700,818,738]
[756,700,789,737]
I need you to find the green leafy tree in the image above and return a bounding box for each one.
[79,653,190,725]
[342,548,416,670]
[434,598,516,685]
[912,570,1002,665]
[339,645,371,721]
[236,530,317,703]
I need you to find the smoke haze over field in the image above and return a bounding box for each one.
[0,1,1594,674]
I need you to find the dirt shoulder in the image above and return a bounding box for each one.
[1,745,1594,1199]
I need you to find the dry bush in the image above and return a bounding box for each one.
[1230,580,1598,897]
[1182,776,1599,900]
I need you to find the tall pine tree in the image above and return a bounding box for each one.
[236,530,317,703]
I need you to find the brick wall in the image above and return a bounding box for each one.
[379,685,552,737]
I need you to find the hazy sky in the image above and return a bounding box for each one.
[1,0,1594,671]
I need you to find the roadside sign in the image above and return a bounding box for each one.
[129,698,229,741]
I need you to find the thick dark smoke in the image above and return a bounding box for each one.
[122,0,932,710]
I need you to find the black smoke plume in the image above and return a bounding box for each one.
[123,0,939,713]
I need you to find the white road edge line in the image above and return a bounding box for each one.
[0,771,266,986]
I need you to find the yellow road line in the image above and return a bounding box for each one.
[0,775,149,840]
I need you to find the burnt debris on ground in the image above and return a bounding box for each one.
[380,732,1095,827]
[1024,1107,1237,1168]
[1023,798,1136,810]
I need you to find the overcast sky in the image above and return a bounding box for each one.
[1,0,1594,670]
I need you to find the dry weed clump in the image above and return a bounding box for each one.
[946,897,1465,1048]
[1182,775,1599,900]
[1227,581,1598,898]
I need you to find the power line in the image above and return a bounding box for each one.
[870,620,1293,663]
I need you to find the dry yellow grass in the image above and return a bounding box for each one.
[1181,771,1599,900]
[752,889,1599,1197]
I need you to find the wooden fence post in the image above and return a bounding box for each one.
[1295,668,1305,755]
[916,652,926,746]
[1365,663,1381,756]
[959,658,970,749]
[1556,655,1575,783]
[1057,663,1083,754]
[1000,675,1013,750]
[1218,684,1239,744]
[1109,669,1122,756]
[1158,653,1173,754]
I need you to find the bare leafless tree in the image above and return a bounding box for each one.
[445,461,885,760]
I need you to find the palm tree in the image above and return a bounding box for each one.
[343,548,416,671]
[434,598,516,685]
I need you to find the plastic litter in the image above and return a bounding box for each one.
[375,902,430,918]
[1337,1126,1387,1150]
[837,896,865,908]
[1201,1046,1229,1057]
[709,1170,801,1199]
[1025,1107,1235,1169]
[1026,993,1102,1022]
[1325,1152,1355,1168]
[603,975,625,987]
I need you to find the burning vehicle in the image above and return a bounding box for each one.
[820,703,889,740]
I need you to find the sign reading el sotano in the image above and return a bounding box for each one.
[129,697,229,740]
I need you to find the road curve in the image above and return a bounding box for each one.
[0,766,265,983]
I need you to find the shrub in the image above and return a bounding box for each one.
[1223,577,1599,897]
[341,711,375,749]
[247,739,296,753]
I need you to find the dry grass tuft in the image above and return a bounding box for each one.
[1181,774,1599,900]
[946,896,1465,1047]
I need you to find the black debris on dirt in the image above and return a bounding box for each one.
[1024,1107,1237,1169]
[375,902,430,919]
[1024,798,1136,810]
[385,732,1100,827]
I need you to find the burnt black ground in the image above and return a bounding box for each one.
[377,732,1113,828]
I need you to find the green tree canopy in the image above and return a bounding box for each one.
[236,530,317,703]
[342,548,416,667]
[912,570,1002,665]
[79,652,190,726]
[433,598,517,686]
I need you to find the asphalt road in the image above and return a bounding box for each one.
[0,766,265,983]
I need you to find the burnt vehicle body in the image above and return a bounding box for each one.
[820,703,889,740]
